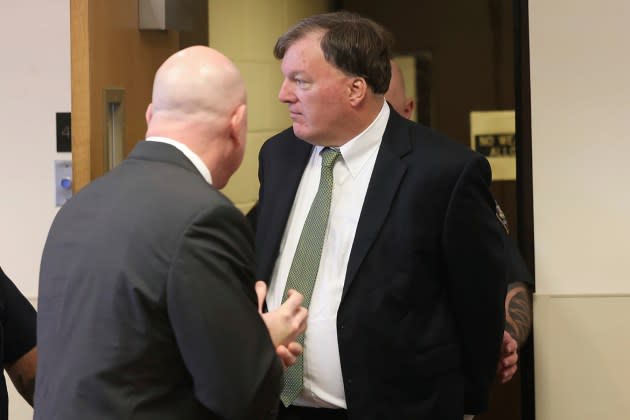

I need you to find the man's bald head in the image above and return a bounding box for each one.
[150,46,246,121]
[145,46,248,189]
[385,60,414,120]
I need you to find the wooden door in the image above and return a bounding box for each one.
[70,0,181,191]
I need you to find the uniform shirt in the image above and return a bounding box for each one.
[505,235,534,287]
[0,267,37,420]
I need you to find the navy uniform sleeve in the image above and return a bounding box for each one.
[0,267,37,364]
[494,202,535,288]
[505,235,534,287]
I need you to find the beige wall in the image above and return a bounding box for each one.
[529,0,630,418]
[208,0,333,213]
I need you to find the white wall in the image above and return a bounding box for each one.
[0,2,70,297]
[530,0,630,295]
[529,0,630,418]
[0,1,70,419]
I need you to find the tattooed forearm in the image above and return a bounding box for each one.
[505,281,532,347]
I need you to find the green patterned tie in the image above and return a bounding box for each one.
[280,147,341,407]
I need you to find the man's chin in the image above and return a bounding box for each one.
[291,125,326,146]
[291,125,309,140]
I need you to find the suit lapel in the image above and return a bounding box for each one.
[269,138,312,229]
[341,113,412,301]
[259,133,313,281]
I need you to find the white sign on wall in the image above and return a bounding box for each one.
[470,110,516,181]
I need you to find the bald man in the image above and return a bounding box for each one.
[385,60,415,120]
[35,46,306,420]
[386,60,534,386]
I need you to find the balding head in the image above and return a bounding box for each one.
[151,46,246,118]
[385,60,414,120]
[146,46,248,189]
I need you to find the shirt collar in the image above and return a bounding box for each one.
[146,136,213,185]
[315,101,390,179]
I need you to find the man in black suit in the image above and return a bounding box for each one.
[35,46,307,420]
[386,60,534,385]
[254,12,506,420]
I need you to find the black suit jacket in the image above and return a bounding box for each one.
[255,110,506,419]
[35,141,282,420]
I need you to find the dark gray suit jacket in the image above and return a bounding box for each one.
[255,110,506,419]
[35,141,282,420]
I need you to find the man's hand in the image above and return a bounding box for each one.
[275,342,303,368]
[497,330,518,383]
[255,281,307,368]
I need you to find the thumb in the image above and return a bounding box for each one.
[255,281,267,313]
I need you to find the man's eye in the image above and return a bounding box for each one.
[294,79,305,86]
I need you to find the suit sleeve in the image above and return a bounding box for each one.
[442,156,506,414]
[245,203,259,233]
[166,204,282,420]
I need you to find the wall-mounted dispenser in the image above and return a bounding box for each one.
[55,160,72,207]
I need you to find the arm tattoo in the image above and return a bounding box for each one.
[505,281,532,348]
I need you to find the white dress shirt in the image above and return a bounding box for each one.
[146,136,213,185]
[266,101,390,408]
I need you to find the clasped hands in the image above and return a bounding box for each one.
[255,281,308,369]
[497,330,518,383]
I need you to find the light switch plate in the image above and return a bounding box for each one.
[55,160,72,207]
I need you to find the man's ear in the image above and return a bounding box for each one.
[403,98,415,120]
[145,103,153,125]
[229,103,247,147]
[348,77,368,106]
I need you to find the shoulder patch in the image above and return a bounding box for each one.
[495,201,510,235]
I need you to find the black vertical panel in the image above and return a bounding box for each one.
[513,0,535,418]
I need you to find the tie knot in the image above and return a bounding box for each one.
[321,147,341,168]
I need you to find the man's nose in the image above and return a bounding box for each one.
[278,79,294,103]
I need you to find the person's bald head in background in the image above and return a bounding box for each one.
[145,46,248,189]
[385,60,415,120]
